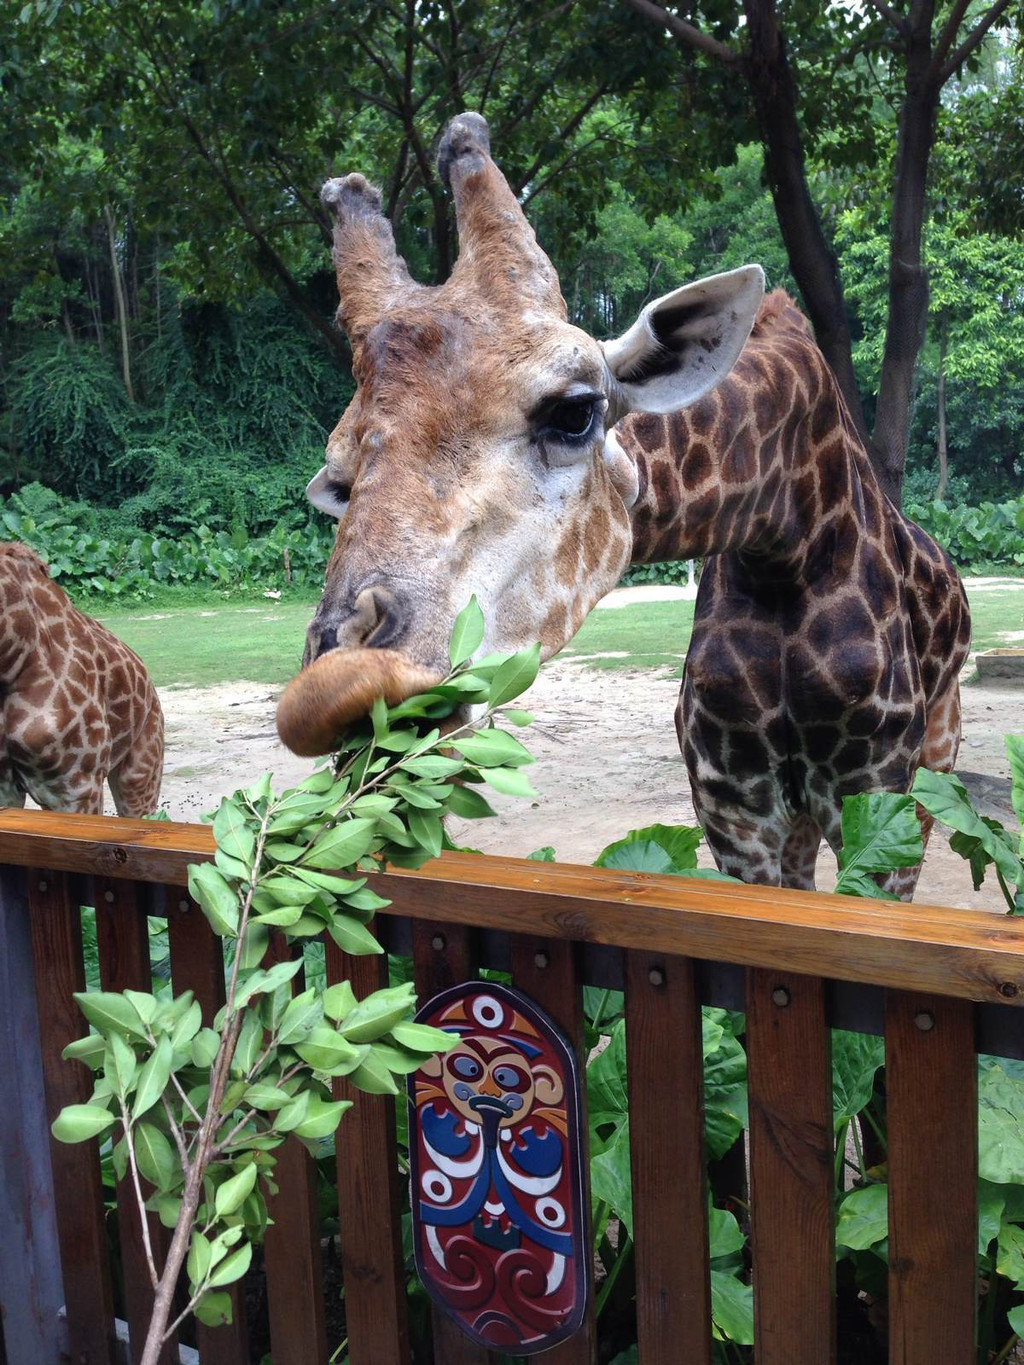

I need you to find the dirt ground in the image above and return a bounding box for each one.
[156,649,1022,914]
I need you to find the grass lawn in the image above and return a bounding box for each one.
[97,581,1024,689]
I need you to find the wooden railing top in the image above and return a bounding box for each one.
[1,807,1022,1008]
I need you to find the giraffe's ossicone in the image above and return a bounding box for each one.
[0,542,164,816]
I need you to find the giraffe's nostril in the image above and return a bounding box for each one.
[315,626,338,658]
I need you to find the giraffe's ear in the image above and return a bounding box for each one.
[306,466,350,519]
[603,265,764,417]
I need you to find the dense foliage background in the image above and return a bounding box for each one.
[1,0,1022,591]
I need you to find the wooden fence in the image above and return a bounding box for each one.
[0,807,1022,1365]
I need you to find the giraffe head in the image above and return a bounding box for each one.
[278,113,763,755]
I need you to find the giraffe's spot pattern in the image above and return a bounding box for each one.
[0,543,164,816]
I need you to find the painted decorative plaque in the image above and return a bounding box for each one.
[407,981,588,1353]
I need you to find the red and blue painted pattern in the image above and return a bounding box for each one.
[408,981,588,1353]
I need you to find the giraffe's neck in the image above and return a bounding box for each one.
[621,325,886,579]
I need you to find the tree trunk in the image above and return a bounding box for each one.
[741,0,872,455]
[934,308,948,500]
[871,3,939,505]
[104,204,136,403]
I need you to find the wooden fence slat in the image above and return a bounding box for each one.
[95,876,177,1365]
[625,949,711,1365]
[885,991,977,1365]
[260,935,328,1365]
[411,920,494,1365]
[329,927,410,1365]
[510,935,597,1365]
[746,968,835,1365]
[3,812,1023,1010]
[166,892,250,1365]
[27,869,118,1365]
[0,865,65,1364]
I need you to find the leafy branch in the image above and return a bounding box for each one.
[52,598,541,1359]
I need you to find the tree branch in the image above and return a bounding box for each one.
[621,0,739,65]
[862,0,909,35]
[938,0,1013,82]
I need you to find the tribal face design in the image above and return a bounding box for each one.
[427,1036,564,1131]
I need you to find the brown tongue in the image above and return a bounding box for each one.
[276,648,444,757]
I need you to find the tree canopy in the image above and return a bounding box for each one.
[1,0,1021,543]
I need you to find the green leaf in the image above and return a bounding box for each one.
[596,839,677,874]
[208,1241,252,1288]
[527,846,556,861]
[703,1031,748,1162]
[236,923,269,970]
[188,863,240,938]
[452,729,533,768]
[836,791,923,893]
[448,595,485,667]
[339,984,417,1043]
[837,1184,889,1251]
[328,916,385,956]
[74,991,148,1040]
[913,769,1022,888]
[169,998,203,1053]
[294,1026,367,1073]
[135,1122,175,1189]
[62,1033,106,1067]
[348,1051,400,1095]
[501,709,534,727]
[235,959,304,1009]
[194,1291,233,1328]
[291,867,366,894]
[444,784,498,820]
[300,818,377,870]
[978,1063,1024,1184]
[407,808,443,859]
[368,1042,428,1075]
[390,1021,457,1053]
[488,644,541,706]
[591,1119,633,1235]
[215,1163,259,1217]
[323,980,358,1021]
[832,1030,884,1129]
[212,797,256,868]
[188,1231,213,1288]
[709,1205,746,1259]
[595,823,702,871]
[294,1097,353,1140]
[710,1269,754,1344]
[277,988,323,1046]
[132,1035,173,1119]
[401,755,464,779]
[51,1103,115,1143]
[105,1031,138,1098]
[191,1028,221,1069]
[244,1082,293,1111]
[478,766,537,798]
[275,1091,312,1133]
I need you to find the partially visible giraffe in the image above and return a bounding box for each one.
[621,291,970,893]
[276,112,969,898]
[0,542,164,815]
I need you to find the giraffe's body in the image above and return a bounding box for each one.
[0,542,164,816]
[621,291,970,890]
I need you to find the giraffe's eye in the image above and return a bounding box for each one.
[546,397,597,441]
[533,391,605,461]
